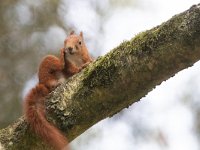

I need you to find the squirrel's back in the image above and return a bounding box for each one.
[38,55,63,91]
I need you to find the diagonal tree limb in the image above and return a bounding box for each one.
[1,3,200,150]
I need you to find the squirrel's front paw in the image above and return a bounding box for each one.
[81,62,90,69]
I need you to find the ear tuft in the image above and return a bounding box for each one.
[64,39,67,44]
[80,31,83,38]
[70,30,75,35]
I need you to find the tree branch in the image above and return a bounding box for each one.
[1,4,200,150]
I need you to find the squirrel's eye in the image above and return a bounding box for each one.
[79,41,82,45]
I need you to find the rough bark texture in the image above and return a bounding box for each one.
[1,4,200,150]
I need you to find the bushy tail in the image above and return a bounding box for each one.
[24,84,69,150]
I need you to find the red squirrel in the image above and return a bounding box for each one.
[24,31,93,150]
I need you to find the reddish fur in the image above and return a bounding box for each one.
[24,84,68,150]
[24,55,69,150]
[61,32,93,69]
[23,32,93,150]
[60,48,81,77]
[38,55,63,91]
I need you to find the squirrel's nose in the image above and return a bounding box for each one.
[68,47,73,52]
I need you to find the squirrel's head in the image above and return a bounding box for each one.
[64,31,85,55]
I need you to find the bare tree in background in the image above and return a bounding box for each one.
[0,0,70,128]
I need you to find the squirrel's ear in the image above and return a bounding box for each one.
[80,31,83,38]
[64,39,67,44]
[70,30,75,35]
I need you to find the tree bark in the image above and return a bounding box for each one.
[1,4,200,150]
